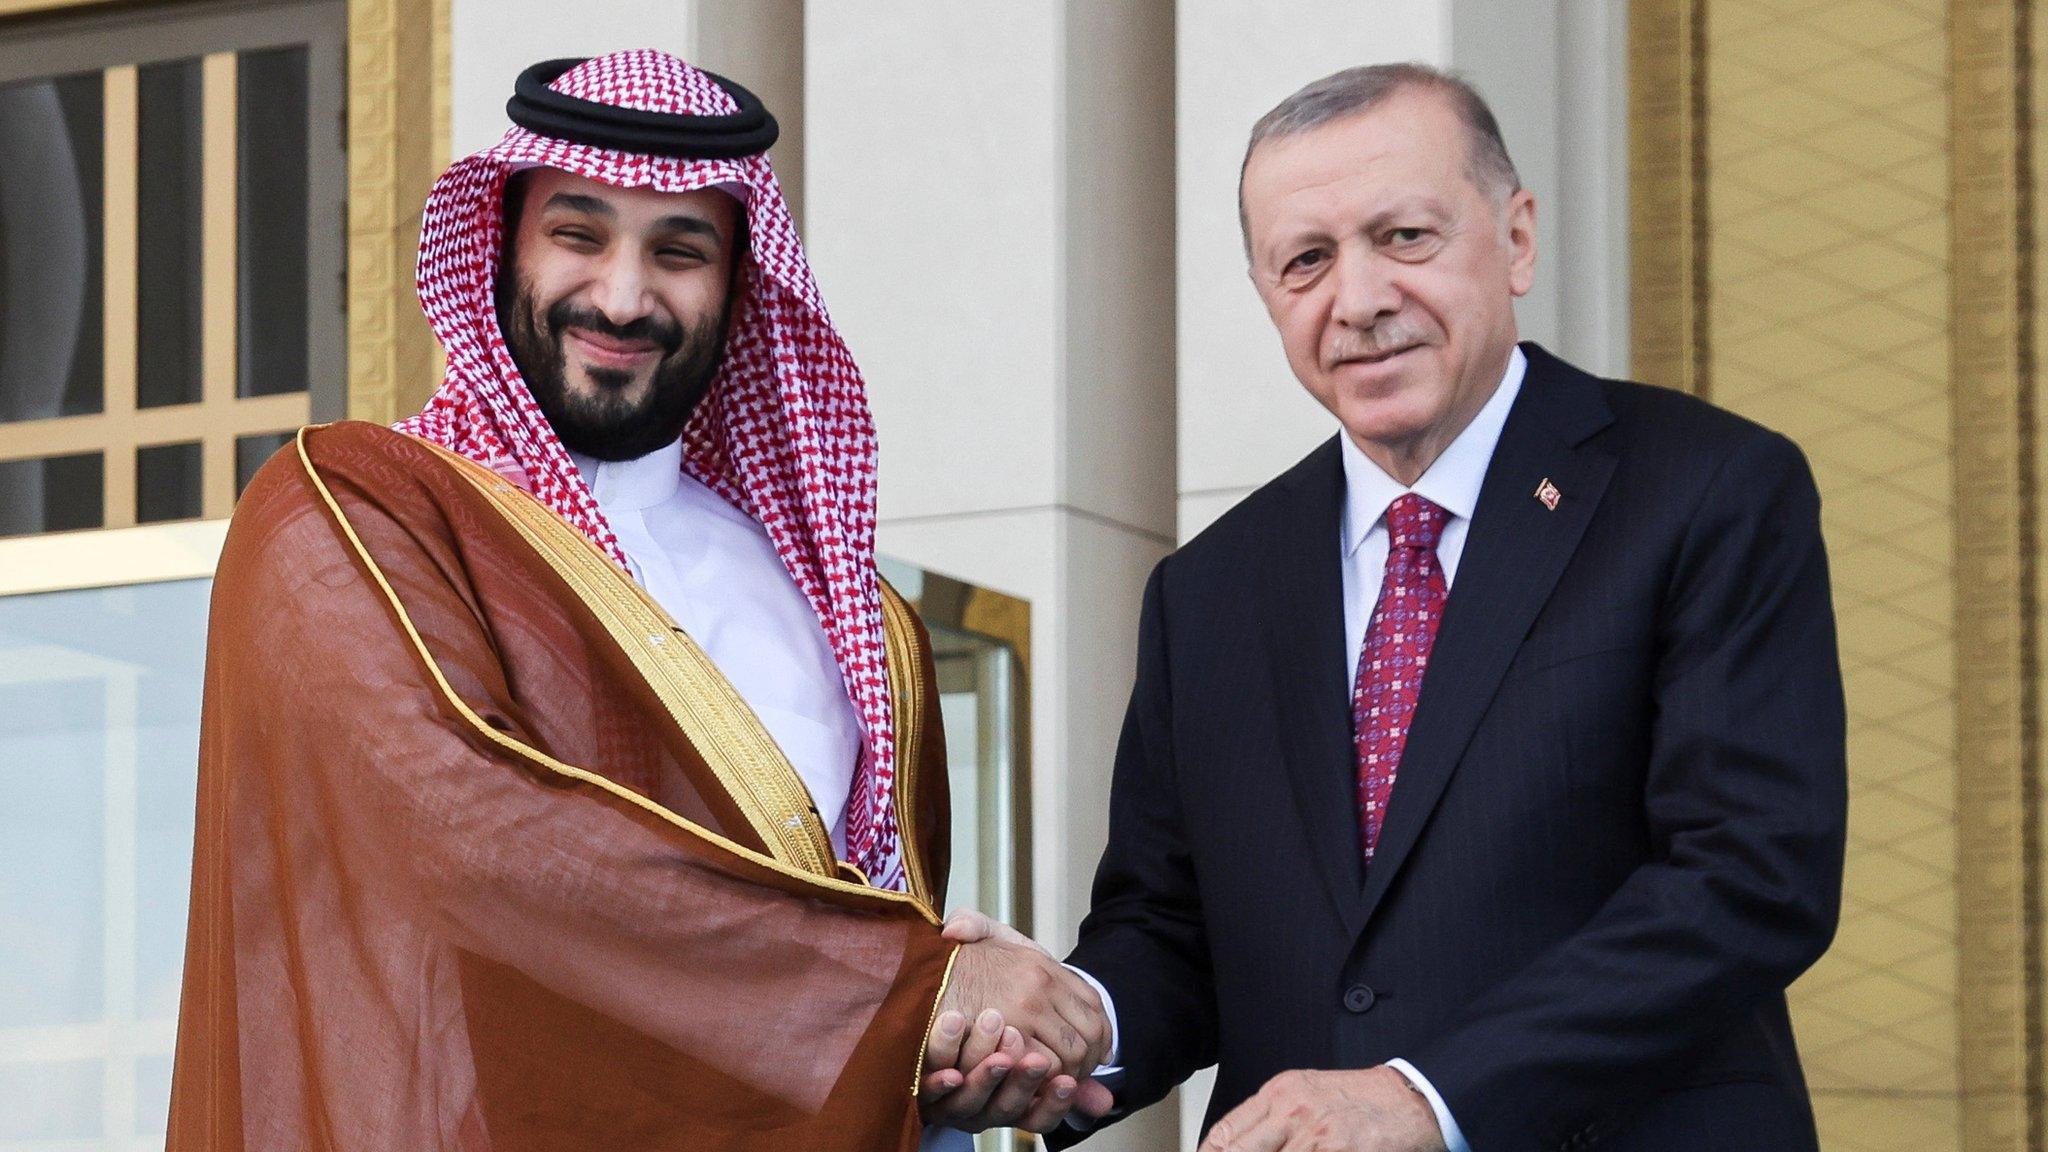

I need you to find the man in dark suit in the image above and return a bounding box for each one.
[931,62,1846,1151]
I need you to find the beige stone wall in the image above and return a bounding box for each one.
[1705,1,1961,1145]
[1638,1,2042,1147]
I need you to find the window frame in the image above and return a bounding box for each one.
[0,0,349,534]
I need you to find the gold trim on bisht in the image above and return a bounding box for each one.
[879,580,933,906]
[292,427,939,918]
[415,436,838,877]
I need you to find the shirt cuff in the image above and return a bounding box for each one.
[1060,964,1125,1133]
[1385,1059,1470,1152]
[1062,964,1122,1073]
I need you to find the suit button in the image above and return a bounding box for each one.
[1342,984,1377,1013]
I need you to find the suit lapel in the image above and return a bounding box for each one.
[1356,346,1618,929]
[1259,440,1371,936]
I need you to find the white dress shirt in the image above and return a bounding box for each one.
[1077,347,1525,1150]
[566,443,972,1152]
[567,441,865,851]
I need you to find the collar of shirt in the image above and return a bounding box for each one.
[1339,345,1528,565]
[559,434,864,859]
[567,438,685,512]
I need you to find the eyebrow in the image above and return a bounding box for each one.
[542,192,724,241]
[542,192,615,218]
[1260,227,1328,268]
[1263,198,1452,258]
[654,215,723,240]
[1367,199,1453,232]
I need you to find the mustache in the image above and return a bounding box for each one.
[1329,319,1431,362]
[545,300,685,355]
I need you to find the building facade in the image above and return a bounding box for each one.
[0,2,2040,1150]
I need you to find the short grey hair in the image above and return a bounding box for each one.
[1237,63,1522,257]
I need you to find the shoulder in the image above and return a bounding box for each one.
[1521,344,1787,462]
[1525,347,1814,507]
[279,419,514,516]
[1601,378,1793,462]
[233,421,423,535]
[1154,438,1339,594]
[291,420,472,489]
[227,421,485,575]
[1614,381,1807,494]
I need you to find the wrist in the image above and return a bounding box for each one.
[1378,1061,1455,1152]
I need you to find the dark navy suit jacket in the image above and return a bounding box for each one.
[1056,345,1847,1152]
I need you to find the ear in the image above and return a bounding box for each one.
[1505,189,1538,298]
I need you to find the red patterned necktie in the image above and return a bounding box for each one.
[1354,492,1449,866]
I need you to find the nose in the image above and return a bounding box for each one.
[1329,246,1402,330]
[586,251,657,328]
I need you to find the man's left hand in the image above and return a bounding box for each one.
[1199,1067,1447,1152]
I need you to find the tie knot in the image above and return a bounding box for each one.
[1386,493,1448,552]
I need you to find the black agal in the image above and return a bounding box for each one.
[506,58,780,159]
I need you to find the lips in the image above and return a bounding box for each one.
[1336,344,1419,367]
[566,327,661,370]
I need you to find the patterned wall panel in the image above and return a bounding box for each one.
[1699,1,1962,1148]
[1948,6,2034,1148]
[345,0,447,425]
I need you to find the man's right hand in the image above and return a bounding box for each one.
[920,911,1115,1131]
[940,929,1111,1073]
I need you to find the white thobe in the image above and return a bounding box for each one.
[566,443,971,1151]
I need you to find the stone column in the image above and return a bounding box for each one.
[806,5,1179,1148]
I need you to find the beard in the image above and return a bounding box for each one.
[499,271,733,462]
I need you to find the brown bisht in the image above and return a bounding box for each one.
[168,422,957,1151]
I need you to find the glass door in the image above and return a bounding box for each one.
[0,527,218,1152]
[0,539,1030,1151]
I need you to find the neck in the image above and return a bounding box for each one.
[1351,433,1449,488]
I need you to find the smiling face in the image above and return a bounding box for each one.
[497,167,743,461]
[1240,86,1536,482]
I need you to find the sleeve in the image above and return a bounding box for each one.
[1408,430,1849,1152]
[1053,561,1220,1141]
[1063,966,1123,1070]
[1384,1059,1471,1152]
[171,436,955,1152]
[1056,967,1128,1136]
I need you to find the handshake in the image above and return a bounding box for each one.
[918,910,1119,1134]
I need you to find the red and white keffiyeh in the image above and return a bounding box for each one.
[396,50,905,891]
